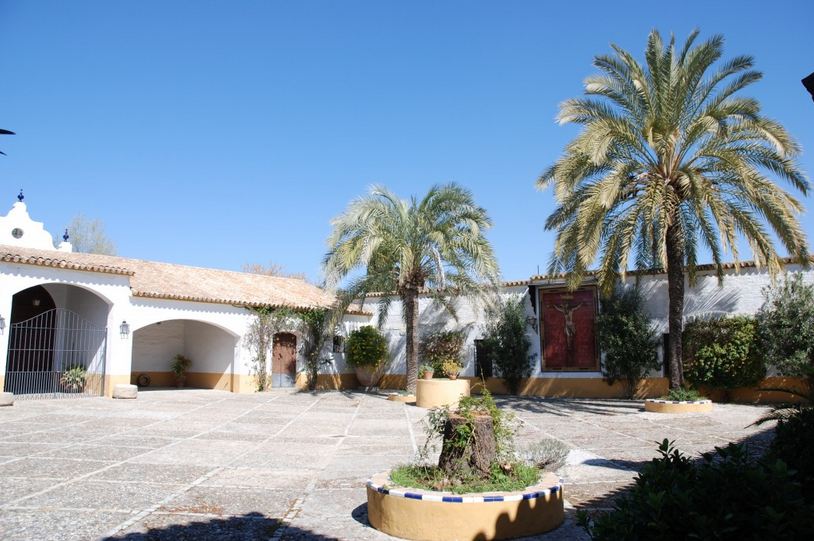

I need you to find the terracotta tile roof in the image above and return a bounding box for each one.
[0,246,133,275]
[520,256,813,286]
[0,244,337,310]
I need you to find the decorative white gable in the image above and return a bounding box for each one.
[0,193,72,252]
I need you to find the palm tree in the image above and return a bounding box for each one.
[0,129,14,155]
[538,30,809,390]
[324,183,500,393]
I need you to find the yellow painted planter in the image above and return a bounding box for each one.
[644,398,713,413]
[415,378,470,409]
[366,471,564,541]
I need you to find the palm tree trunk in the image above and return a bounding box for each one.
[403,288,419,394]
[665,222,685,389]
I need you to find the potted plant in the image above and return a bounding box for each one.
[60,365,87,393]
[441,359,462,380]
[346,326,387,387]
[420,363,435,380]
[171,354,192,388]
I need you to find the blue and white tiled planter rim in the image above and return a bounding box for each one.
[366,474,563,504]
[646,398,712,405]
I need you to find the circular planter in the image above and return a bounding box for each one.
[416,378,470,409]
[645,398,713,413]
[367,470,564,541]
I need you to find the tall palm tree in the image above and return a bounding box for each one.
[324,183,500,393]
[0,129,14,155]
[538,30,809,389]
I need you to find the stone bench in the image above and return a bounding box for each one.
[112,384,138,399]
[0,392,13,406]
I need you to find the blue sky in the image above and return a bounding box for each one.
[1,1,812,283]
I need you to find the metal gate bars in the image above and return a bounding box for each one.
[4,308,107,399]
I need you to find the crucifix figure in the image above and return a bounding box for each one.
[553,302,584,354]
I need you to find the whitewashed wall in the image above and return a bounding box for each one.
[349,265,814,378]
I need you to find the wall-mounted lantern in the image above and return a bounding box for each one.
[0,315,5,335]
[119,320,130,339]
[526,315,539,334]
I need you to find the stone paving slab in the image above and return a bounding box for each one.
[0,389,775,540]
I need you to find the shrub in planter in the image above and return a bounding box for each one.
[482,296,535,394]
[419,330,465,375]
[662,387,706,401]
[170,354,192,388]
[346,326,388,386]
[440,359,463,379]
[60,365,87,393]
[597,287,660,398]
[578,439,814,540]
[755,273,814,388]
[390,391,537,493]
[684,315,765,397]
[419,363,435,379]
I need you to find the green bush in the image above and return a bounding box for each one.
[482,296,535,394]
[518,438,570,472]
[770,407,814,500]
[578,440,814,540]
[60,365,87,392]
[684,316,765,392]
[756,273,814,384]
[345,326,387,368]
[597,288,660,398]
[419,330,465,374]
[663,387,706,401]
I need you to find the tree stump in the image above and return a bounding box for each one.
[438,413,496,478]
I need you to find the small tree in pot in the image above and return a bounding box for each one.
[597,287,660,398]
[171,354,192,388]
[346,326,387,387]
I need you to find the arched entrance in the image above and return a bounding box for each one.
[4,284,108,398]
[272,332,297,387]
[131,320,237,390]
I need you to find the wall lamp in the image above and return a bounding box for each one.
[119,320,130,339]
[0,315,5,335]
[526,315,539,334]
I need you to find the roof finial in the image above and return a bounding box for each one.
[63,228,69,242]
[17,189,24,202]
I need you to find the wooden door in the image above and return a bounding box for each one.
[540,287,598,370]
[272,333,297,387]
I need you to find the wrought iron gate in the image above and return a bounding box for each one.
[4,308,107,399]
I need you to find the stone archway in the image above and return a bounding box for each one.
[131,319,238,391]
[4,284,108,398]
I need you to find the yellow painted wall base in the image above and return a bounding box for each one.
[104,374,132,398]
[128,371,249,393]
[294,372,361,391]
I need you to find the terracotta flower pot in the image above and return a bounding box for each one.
[422,371,434,380]
[354,365,381,387]
[448,373,459,380]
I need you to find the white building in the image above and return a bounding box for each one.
[1,195,811,400]
[0,195,348,398]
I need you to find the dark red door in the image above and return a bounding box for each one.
[272,333,297,387]
[541,288,597,370]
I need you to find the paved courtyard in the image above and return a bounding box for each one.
[0,389,774,540]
